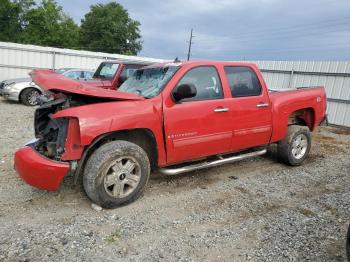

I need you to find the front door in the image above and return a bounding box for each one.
[163,66,232,164]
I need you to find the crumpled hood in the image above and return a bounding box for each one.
[30,69,144,101]
[80,78,111,88]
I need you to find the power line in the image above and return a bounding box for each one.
[228,16,350,38]
[197,23,350,45]
[197,42,350,56]
[195,17,350,44]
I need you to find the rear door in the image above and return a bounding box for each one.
[223,66,273,151]
[163,66,232,164]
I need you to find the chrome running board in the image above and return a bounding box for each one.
[159,148,267,175]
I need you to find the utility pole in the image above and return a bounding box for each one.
[187,29,194,61]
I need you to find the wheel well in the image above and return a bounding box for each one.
[19,87,42,100]
[288,108,315,131]
[74,129,158,183]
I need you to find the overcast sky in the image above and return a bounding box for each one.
[56,0,350,61]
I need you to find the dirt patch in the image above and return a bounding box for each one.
[327,126,350,136]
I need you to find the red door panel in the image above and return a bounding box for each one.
[221,66,273,151]
[163,100,232,164]
[229,97,272,151]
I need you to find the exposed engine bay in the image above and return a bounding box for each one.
[34,92,112,160]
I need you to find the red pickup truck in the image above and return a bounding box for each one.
[14,61,327,208]
[84,61,149,89]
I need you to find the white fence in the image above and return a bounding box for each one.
[250,61,350,127]
[0,42,349,127]
[0,41,166,81]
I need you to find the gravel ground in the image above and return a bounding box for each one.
[0,97,349,261]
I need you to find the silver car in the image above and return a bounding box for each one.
[0,68,94,106]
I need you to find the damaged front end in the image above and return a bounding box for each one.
[14,92,109,191]
[34,92,111,160]
[34,97,69,160]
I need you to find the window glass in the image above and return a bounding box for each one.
[83,71,94,79]
[93,63,120,79]
[55,68,71,74]
[64,71,82,79]
[224,66,262,97]
[119,66,179,98]
[176,66,223,101]
[120,65,142,79]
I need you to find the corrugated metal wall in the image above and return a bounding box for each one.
[0,42,349,127]
[250,61,350,127]
[0,41,166,81]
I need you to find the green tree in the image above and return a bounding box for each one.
[0,0,33,42]
[20,0,79,48]
[80,2,142,55]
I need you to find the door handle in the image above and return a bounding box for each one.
[214,107,229,113]
[256,103,269,108]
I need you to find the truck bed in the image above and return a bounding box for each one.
[268,86,324,93]
[268,86,327,143]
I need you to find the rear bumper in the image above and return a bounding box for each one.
[14,145,70,191]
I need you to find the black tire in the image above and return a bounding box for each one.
[347,223,350,262]
[83,140,150,209]
[20,88,40,106]
[277,125,311,166]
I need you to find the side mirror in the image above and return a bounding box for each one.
[172,83,197,102]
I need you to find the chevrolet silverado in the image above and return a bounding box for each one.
[14,61,327,208]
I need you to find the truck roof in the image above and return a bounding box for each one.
[103,60,157,66]
[141,60,258,68]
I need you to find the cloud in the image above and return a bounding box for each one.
[56,0,350,60]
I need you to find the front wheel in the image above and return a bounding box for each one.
[83,141,150,209]
[20,88,40,106]
[277,125,311,166]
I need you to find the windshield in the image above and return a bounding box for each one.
[93,62,120,79]
[118,66,179,98]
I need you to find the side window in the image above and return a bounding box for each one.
[176,66,223,101]
[99,63,119,78]
[84,71,94,79]
[64,71,82,79]
[224,66,262,97]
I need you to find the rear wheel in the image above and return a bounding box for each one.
[20,88,40,106]
[83,140,150,209]
[277,125,311,166]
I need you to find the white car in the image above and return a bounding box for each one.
[0,68,94,106]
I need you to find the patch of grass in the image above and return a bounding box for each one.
[106,229,121,243]
[299,208,316,217]
[235,186,250,194]
[324,204,339,217]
